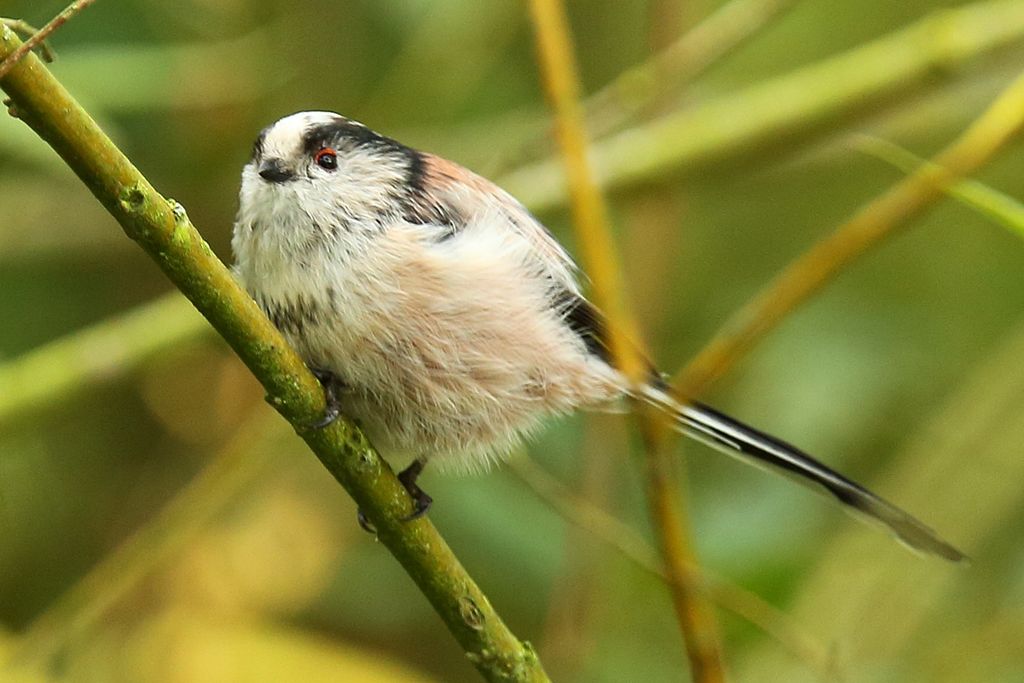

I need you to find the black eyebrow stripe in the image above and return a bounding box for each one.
[251,126,269,159]
[302,119,401,155]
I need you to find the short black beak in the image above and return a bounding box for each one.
[258,158,294,183]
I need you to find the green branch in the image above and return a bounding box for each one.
[855,134,1024,238]
[0,26,548,683]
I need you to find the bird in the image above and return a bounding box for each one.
[231,110,964,561]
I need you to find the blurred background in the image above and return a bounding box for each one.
[2,0,1024,681]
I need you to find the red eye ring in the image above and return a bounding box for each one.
[315,147,338,170]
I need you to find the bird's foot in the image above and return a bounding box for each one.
[309,368,347,429]
[355,459,432,533]
[357,509,376,534]
[398,459,433,521]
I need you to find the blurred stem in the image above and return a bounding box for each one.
[509,454,835,677]
[525,0,644,382]
[525,1,726,680]
[7,410,281,667]
[509,455,665,580]
[855,134,1024,238]
[586,0,799,138]
[638,422,727,682]
[0,0,95,79]
[0,29,548,683]
[501,0,1024,213]
[674,65,1024,397]
[534,421,617,679]
[0,293,207,425]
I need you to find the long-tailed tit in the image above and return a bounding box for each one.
[232,111,963,561]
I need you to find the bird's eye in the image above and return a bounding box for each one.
[314,147,338,170]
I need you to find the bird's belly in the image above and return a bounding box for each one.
[296,322,541,472]
[285,310,602,474]
[245,257,620,473]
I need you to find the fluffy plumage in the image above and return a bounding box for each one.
[233,111,963,561]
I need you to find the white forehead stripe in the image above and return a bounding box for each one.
[262,111,350,157]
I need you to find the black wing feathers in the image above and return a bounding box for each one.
[558,291,613,363]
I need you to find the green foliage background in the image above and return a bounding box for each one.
[2,0,1023,681]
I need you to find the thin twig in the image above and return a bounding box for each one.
[509,455,834,676]
[535,416,623,679]
[854,134,1024,238]
[0,0,96,80]
[674,65,1024,397]
[638,423,727,682]
[0,29,549,683]
[524,0,646,383]
[0,20,56,63]
[524,1,726,680]
[509,455,664,578]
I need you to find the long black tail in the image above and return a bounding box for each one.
[642,387,965,562]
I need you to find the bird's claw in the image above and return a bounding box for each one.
[355,459,432,531]
[309,368,346,429]
[311,403,340,429]
[400,488,433,521]
[357,509,376,534]
[398,459,432,521]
